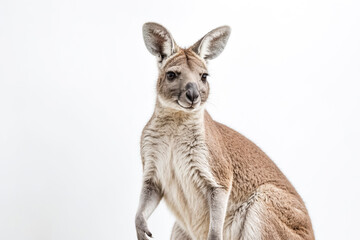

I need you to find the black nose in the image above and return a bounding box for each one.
[185,82,199,103]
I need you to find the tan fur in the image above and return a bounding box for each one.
[136,23,314,240]
[205,113,314,239]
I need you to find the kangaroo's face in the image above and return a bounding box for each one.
[157,49,209,110]
[143,23,231,112]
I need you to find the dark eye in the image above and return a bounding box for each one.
[201,73,208,82]
[166,71,176,81]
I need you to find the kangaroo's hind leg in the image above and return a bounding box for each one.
[225,184,314,240]
[224,191,266,240]
[170,222,192,240]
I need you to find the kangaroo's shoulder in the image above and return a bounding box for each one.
[204,110,274,164]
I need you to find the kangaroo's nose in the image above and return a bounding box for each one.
[185,82,199,103]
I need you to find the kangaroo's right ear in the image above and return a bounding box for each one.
[190,26,231,61]
[142,22,178,63]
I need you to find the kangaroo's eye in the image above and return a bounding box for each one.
[201,73,208,82]
[166,71,176,81]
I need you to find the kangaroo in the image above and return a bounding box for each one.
[135,22,314,240]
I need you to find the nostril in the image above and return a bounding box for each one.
[186,89,194,102]
[193,91,199,101]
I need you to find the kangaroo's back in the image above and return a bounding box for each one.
[204,111,297,199]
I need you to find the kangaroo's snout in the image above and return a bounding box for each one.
[185,82,199,104]
[177,80,202,109]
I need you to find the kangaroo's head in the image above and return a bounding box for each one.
[143,22,231,112]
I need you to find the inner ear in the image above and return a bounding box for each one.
[190,26,231,60]
[143,22,178,62]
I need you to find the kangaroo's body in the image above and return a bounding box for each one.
[135,23,314,240]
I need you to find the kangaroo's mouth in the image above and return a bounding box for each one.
[177,99,201,110]
[177,100,194,109]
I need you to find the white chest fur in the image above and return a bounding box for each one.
[141,109,218,238]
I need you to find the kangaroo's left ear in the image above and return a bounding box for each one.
[190,26,231,60]
[142,22,178,63]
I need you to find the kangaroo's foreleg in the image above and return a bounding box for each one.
[207,187,229,240]
[135,179,162,240]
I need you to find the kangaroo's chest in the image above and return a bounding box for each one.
[141,119,213,238]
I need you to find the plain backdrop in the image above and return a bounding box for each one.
[1,0,359,239]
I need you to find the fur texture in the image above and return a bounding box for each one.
[135,23,314,240]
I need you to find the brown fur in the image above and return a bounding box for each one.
[204,112,315,239]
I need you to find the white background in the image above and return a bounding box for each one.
[1,0,359,239]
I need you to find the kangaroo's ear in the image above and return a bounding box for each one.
[190,26,231,60]
[143,22,178,62]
